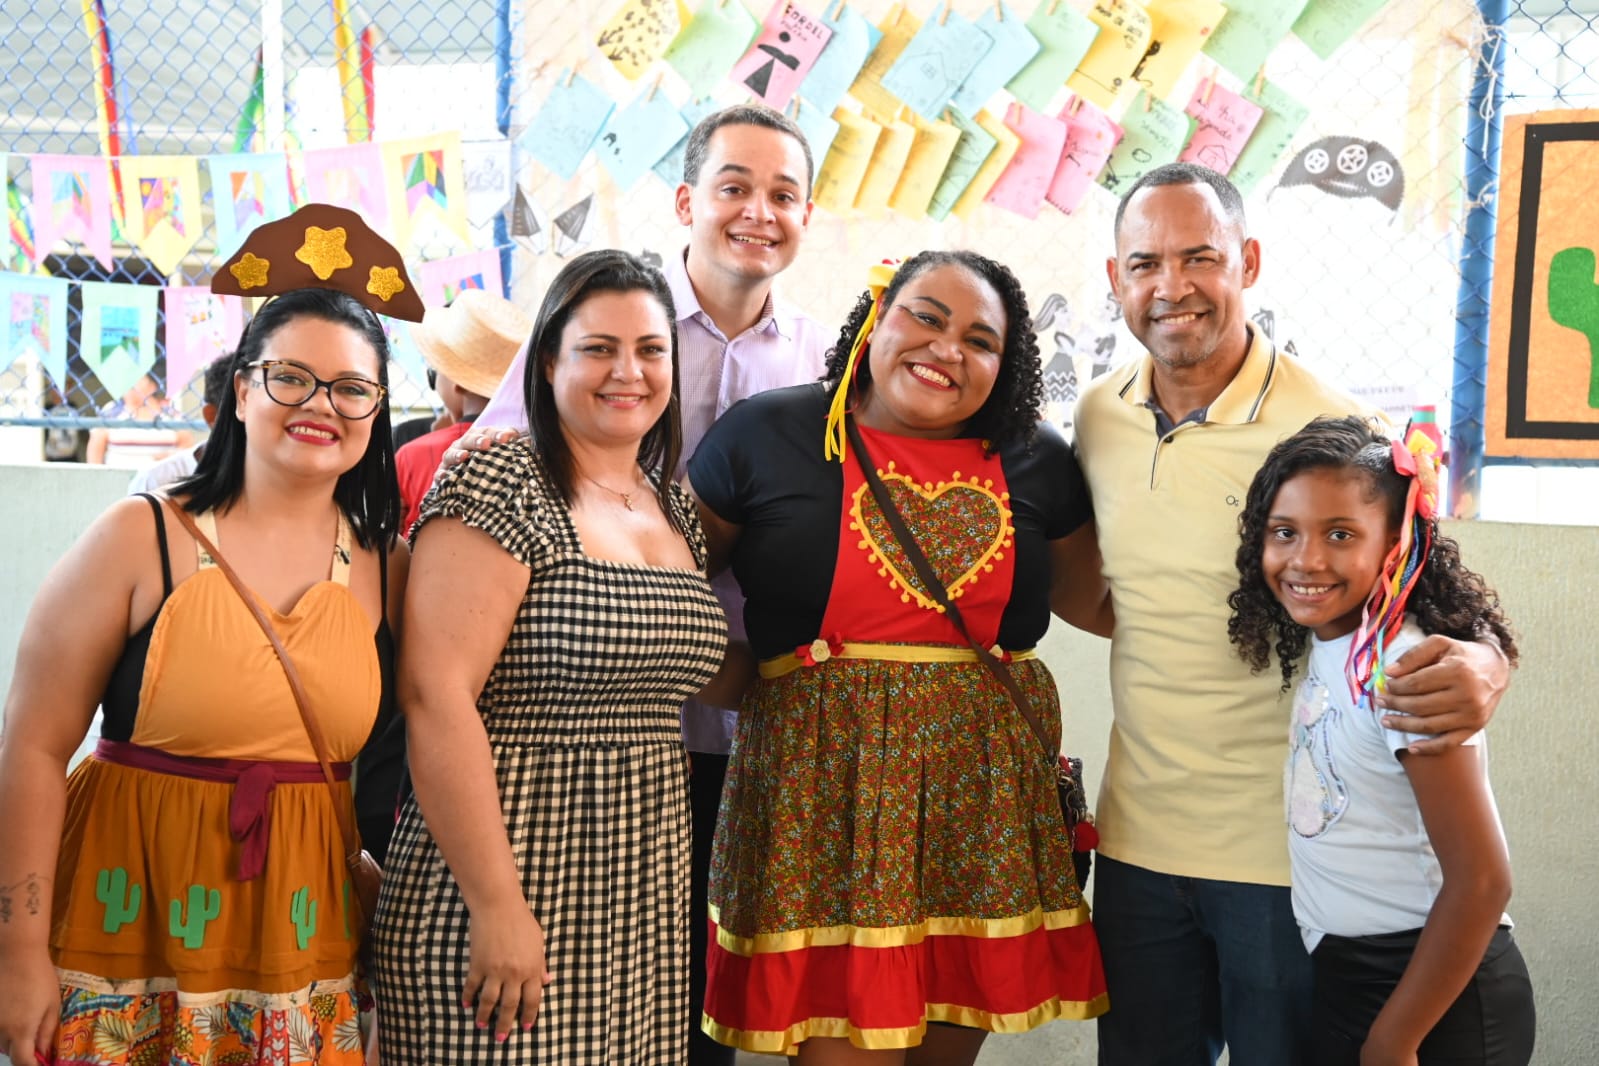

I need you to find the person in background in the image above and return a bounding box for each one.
[127,354,235,494]
[397,290,530,536]
[88,373,194,468]
[465,102,825,1066]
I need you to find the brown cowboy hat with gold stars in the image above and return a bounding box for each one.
[211,203,425,322]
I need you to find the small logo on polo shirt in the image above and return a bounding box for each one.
[1226,494,1241,507]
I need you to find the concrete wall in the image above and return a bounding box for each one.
[2,465,1594,1063]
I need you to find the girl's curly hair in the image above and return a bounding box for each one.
[821,249,1045,454]
[1227,416,1518,690]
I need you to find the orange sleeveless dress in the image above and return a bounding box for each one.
[50,506,379,1064]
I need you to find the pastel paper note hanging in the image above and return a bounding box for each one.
[0,272,71,388]
[793,96,844,168]
[853,115,916,217]
[1204,0,1310,82]
[1230,80,1310,196]
[1067,0,1155,110]
[80,281,160,401]
[302,143,390,234]
[462,139,515,229]
[161,286,245,398]
[848,4,921,119]
[520,71,616,181]
[418,249,506,308]
[118,155,205,278]
[952,108,1021,219]
[1129,0,1230,103]
[950,3,1041,117]
[665,0,762,98]
[597,90,692,192]
[889,114,961,217]
[985,102,1068,220]
[928,108,998,222]
[812,109,883,215]
[1179,78,1264,173]
[1098,92,1194,195]
[881,12,995,122]
[653,99,723,186]
[731,2,833,113]
[205,153,295,259]
[1292,0,1390,61]
[1047,97,1123,215]
[1007,2,1099,114]
[383,132,471,252]
[801,3,883,115]
[597,0,686,80]
[29,154,116,269]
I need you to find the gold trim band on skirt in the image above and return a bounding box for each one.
[758,642,1038,679]
[709,902,1091,957]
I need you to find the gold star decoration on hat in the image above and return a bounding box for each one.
[295,225,354,281]
[367,266,406,303]
[230,253,271,290]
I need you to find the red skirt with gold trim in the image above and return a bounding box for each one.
[703,655,1107,1053]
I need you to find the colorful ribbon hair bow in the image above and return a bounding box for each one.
[824,258,903,463]
[1345,426,1445,704]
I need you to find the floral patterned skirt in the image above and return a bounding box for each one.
[702,655,1107,1053]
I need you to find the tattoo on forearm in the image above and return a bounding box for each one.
[0,873,49,924]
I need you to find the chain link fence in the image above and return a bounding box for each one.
[1,0,1596,502]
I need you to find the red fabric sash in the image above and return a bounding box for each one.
[95,738,350,882]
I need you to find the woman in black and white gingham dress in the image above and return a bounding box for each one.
[371,438,726,1063]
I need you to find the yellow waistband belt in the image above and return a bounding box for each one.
[759,642,1037,679]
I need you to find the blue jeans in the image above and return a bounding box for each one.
[1095,855,1314,1066]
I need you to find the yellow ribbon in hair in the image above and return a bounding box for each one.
[824,259,903,463]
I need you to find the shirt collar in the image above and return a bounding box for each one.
[665,246,794,341]
[1115,324,1277,427]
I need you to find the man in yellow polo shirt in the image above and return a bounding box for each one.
[1074,162,1510,1066]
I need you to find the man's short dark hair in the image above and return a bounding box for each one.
[200,353,235,407]
[681,104,814,199]
[1113,162,1247,239]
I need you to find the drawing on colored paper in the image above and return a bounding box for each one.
[1274,135,1403,212]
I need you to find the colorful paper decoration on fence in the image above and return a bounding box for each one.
[1486,108,1599,460]
[0,154,10,267]
[951,3,1041,117]
[813,108,882,214]
[791,97,843,167]
[206,153,295,258]
[1275,135,1404,212]
[1132,0,1230,102]
[383,133,470,251]
[598,87,692,192]
[1292,0,1390,61]
[162,286,245,397]
[598,0,686,81]
[849,5,920,119]
[1008,1,1099,113]
[1205,0,1311,82]
[1068,0,1153,110]
[118,156,204,277]
[302,144,390,233]
[1232,80,1310,195]
[0,272,71,387]
[985,102,1067,219]
[882,10,994,122]
[462,140,515,229]
[804,4,881,115]
[553,195,597,257]
[30,155,116,269]
[853,115,915,216]
[952,109,1020,219]
[889,114,961,217]
[508,185,550,254]
[418,249,507,308]
[79,280,159,401]
[928,108,997,221]
[731,1,833,112]
[666,0,762,98]
[1180,78,1265,173]
[1048,97,1122,215]
[1098,93,1194,194]
[654,98,722,186]
[522,71,616,181]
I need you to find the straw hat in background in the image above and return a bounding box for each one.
[409,288,532,399]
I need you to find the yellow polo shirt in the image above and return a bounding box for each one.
[1074,329,1373,885]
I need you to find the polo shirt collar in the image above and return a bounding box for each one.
[665,246,795,341]
[1116,324,1277,427]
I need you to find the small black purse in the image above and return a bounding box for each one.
[846,420,1096,889]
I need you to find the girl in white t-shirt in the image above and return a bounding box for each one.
[1227,416,1533,1066]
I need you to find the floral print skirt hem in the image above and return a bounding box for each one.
[55,971,368,1066]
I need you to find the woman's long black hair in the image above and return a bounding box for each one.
[1227,415,1517,690]
[173,287,401,550]
[520,249,686,534]
[822,249,1045,455]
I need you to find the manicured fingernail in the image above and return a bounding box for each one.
[523,1022,534,1032]
[476,1020,487,1030]
[496,1032,509,1043]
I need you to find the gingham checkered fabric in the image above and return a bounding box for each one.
[371,440,726,1064]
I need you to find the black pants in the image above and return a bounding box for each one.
[1311,925,1536,1065]
[689,751,735,1066]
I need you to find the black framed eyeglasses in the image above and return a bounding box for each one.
[244,359,387,420]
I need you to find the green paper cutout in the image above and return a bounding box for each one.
[1231,80,1310,196]
[292,885,319,951]
[928,109,997,222]
[96,867,141,934]
[1007,3,1100,113]
[1547,246,1599,409]
[169,884,220,949]
[1203,0,1311,82]
[1292,0,1391,62]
